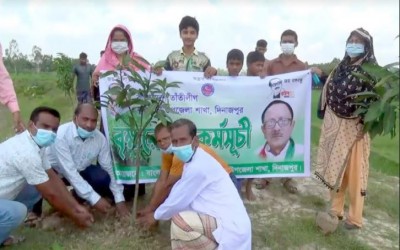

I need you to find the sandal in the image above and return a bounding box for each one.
[282,179,298,194]
[1,235,25,247]
[24,212,41,227]
[344,221,361,230]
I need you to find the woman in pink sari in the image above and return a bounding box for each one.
[92,24,149,85]
[92,24,147,199]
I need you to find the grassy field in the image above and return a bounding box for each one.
[1,72,399,250]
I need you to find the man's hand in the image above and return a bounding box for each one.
[92,72,100,87]
[204,66,217,78]
[116,202,130,218]
[137,206,154,218]
[137,212,157,230]
[12,111,25,133]
[153,67,163,76]
[93,198,112,213]
[310,67,323,77]
[72,204,94,228]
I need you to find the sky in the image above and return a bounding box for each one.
[0,0,399,69]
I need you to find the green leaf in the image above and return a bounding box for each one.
[129,116,138,129]
[381,89,399,108]
[153,60,166,69]
[346,91,379,100]
[363,101,381,122]
[161,105,179,114]
[146,134,157,145]
[382,104,396,135]
[115,88,128,106]
[130,57,146,72]
[351,71,373,83]
[100,71,116,78]
[105,86,123,96]
[362,63,391,80]
[114,113,122,122]
[353,107,367,116]
[374,74,397,88]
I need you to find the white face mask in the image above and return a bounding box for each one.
[281,43,295,55]
[111,41,129,54]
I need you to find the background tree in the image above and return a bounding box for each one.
[40,54,54,72]
[5,39,20,74]
[31,45,43,73]
[54,53,74,101]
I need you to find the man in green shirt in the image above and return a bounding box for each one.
[73,52,94,104]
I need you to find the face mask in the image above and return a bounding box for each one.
[172,143,194,163]
[161,144,173,154]
[281,43,295,55]
[346,43,365,58]
[77,126,95,139]
[32,125,57,147]
[111,41,129,54]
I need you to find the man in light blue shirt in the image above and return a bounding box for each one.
[46,103,132,217]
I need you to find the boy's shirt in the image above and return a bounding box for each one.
[165,48,211,72]
[161,143,233,176]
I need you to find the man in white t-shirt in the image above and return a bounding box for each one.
[0,106,94,246]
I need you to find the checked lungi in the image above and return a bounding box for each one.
[171,211,218,250]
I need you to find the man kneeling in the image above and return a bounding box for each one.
[46,103,132,217]
[138,119,251,250]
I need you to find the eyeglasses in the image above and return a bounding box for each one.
[263,118,292,129]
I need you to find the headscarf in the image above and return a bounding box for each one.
[325,28,377,119]
[94,24,149,74]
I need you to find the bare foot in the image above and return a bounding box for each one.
[245,188,256,201]
[245,179,256,201]
[255,179,270,190]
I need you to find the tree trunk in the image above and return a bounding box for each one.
[131,133,142,224]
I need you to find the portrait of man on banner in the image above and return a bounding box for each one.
[269,78,283,99]
[258,99,304,161]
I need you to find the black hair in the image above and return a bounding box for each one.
[256,39,268,48]
[154,122,172,136]
[179,16,199,34]
[281,29,298,43]
[226,49,244,64]
[268,78,282,87]
[79,52,87,59]
[30,106,61,123]
[246,51,265,66]
[100,50,105,56]
[170,118,197,138]
[261,100,294,123]
[74,103,97,116]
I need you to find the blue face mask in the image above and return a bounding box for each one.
[172,143,194,163]
[346,43,365,58]
[32,125,57,147]
[77,126,95,139]
[161,144,173,154]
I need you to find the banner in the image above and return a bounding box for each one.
[100,70,312,184]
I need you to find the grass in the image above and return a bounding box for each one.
[0,72,76,140]
[1,73,398,249]
[264,215,374,250]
